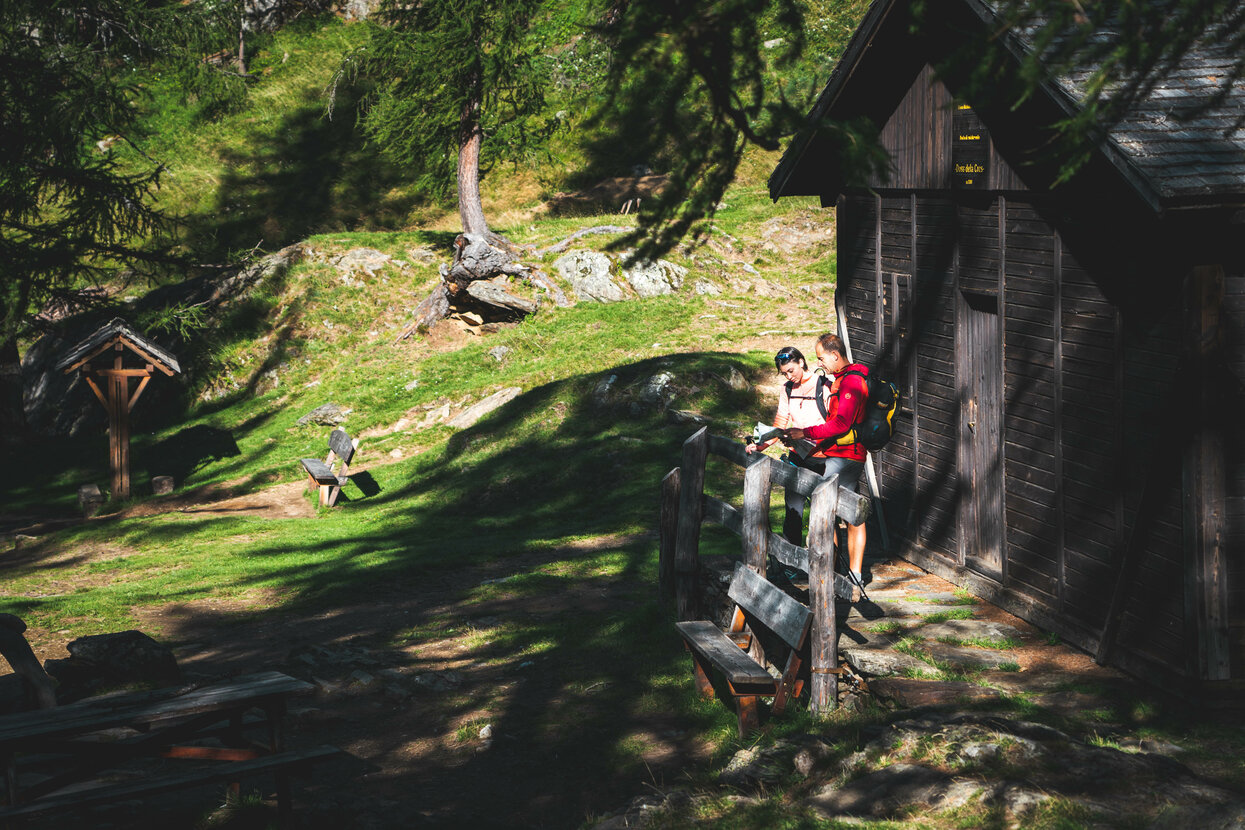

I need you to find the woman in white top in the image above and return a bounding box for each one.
[744,346,834,545]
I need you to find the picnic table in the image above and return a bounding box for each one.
[0,670,339,827]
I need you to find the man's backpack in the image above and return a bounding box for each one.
[787,369,901,452]
[840,369,901,452]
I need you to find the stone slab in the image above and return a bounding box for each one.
[843,648,928,678]
[916,619,1024,643]
[920,641,1019,670]
[842,600,975,622]
[868,677,1004,708]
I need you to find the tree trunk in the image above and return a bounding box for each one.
[457,88,490,238]
[0,336,26,439]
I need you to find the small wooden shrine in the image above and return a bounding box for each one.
[54,318,181,500]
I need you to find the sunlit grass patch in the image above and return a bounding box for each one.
[918,608,976,623]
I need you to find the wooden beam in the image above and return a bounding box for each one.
[127,373,152,412]
[659,468,681,602]
[117,335,176,376]
[60,338,122,374]
[83,372,108,409]
[1182,265,1229,681]
[807,474,840,714]
[93,368,159,378]
[675,428,708,621]
[741,460,772,575]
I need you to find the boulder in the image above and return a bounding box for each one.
[463,279,538,319]
[554,251,625,303]
[78,483,105,517]
[297,402,351,426]
[447,388,522,429]
[622,258,687,298]
[333,247,392,279]
[44,630,180,702]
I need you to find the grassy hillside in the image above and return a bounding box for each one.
[2,5,864,826]
[3,182,841,828]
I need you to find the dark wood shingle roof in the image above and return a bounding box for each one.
[771,0,1245,210]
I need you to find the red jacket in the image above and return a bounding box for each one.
[802,364,868,462]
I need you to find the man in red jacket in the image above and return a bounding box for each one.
[786,333,869,599]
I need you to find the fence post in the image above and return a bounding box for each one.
[659,467,681,602]
[675,427,708,621]
[807,474,840,714]
[740,456,772,575]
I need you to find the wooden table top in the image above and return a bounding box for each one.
[0,671,312,744]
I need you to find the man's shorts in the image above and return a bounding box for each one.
[820,456,864,494]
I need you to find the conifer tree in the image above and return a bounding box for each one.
[0,0,244,433]
[344,0,554,243]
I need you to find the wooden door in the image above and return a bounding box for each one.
[958,292,1004,578]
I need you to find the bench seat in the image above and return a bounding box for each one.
[675,563,811,736]
[675,621,777,693]
[298,428,357,506]
[300,458,343,486]
[0,744,341,821]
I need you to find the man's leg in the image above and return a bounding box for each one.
[846,522,867,578]
[823,457,867,597]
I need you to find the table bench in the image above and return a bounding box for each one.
[300,427,357,507]
[675,562,812,736]
[0,671,340,827]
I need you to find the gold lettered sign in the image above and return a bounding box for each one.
[952,103,988,190]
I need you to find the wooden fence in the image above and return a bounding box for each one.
[659,427,870,714]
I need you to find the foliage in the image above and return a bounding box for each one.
[338,0,560,212]
[0,0,246,345]
[587,0,876,259]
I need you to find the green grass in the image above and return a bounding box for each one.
[918,608,976,624]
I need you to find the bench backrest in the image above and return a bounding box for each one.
[328,428,355,465]
[727,562,812,650]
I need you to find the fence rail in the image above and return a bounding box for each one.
[660,427,870,714]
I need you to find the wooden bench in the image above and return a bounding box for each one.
[0,745,339,825]
[299,427,357,507]
[675,562,812,736]
[0,671,340,828]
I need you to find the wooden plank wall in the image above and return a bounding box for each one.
[1057,251,1122,632]
[1113,303,1186,668]
[871,63,1027,193]
[1223,268,1245,676]
[874,64,952,191]
[878,195,917,532]
[911,198,959,560]
[838,188,1200,677]
[1001,203,1061,606]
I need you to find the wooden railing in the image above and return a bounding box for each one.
[659,427,870,714]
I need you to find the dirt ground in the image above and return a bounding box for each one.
[8,288,1228,827]
[7,474,1146,830]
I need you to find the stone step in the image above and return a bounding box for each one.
[913,619,1024,643]
[840,599,975,621]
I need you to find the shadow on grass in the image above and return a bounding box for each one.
[2,352,773,826]
[181,85,419,261]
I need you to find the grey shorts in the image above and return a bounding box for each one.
[785,455,865,515]
[819,456,864,495]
